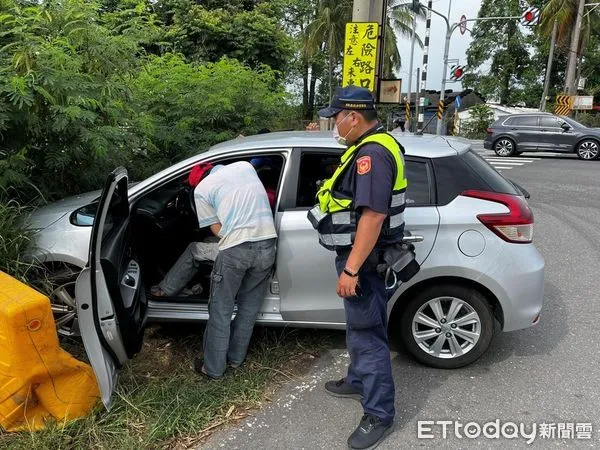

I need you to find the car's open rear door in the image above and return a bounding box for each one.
[75,167,147,409]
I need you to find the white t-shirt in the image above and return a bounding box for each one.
[193,161,277,250]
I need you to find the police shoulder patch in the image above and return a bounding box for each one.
[356,156,371,175]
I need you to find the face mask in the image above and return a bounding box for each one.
[333,113,353,146]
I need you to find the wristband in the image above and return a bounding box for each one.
[343,267,359,277]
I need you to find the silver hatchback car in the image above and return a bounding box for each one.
[28,132,544,408]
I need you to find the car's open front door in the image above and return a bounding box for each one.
[75,167,147,409]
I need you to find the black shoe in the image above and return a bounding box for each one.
[347,414,394,450]
[324,378,362,401]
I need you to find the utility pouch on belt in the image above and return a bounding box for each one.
[377,242,420,289]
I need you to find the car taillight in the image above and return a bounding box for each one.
[486,128,493,134]
[461,190,534,243]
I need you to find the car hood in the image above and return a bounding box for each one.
[27,190,101,230]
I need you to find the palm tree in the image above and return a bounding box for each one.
[540,0,594,57]
[303,0,352,103]
[302,0,425,105]
[383,1,426,78]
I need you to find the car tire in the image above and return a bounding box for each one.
[36,264,82,337]
[576,139,600,160]
[399,284,494,369]
[493,138,516,157]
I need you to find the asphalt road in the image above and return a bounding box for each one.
[203,142,600,449]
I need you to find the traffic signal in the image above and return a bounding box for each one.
[412,0,420,12]
[521,7,540,26]
[450,65,466,81]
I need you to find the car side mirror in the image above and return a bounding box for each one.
[70,203,98,226]
[561,123,571,132]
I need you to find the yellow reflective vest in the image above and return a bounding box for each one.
[307,132,407,251]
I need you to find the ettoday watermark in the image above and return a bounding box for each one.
[417,420,594,444]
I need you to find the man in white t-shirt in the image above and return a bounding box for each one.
[154,161,277,379]
[194,161,277,378]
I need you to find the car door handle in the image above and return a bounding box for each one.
[403,235,424,243]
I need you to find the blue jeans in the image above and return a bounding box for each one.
[202,239,277,377]
[335,251,395,425]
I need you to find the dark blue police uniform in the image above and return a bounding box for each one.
[334,124,400,426]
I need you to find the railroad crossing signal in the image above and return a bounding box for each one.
[521,7,540,26]
[450,65,466,81]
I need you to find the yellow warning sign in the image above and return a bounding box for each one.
[342,22,379,92]
[555,94,573,116]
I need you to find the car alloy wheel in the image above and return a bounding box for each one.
[494,139,515,157]
[411,297,481,359]
[399,284,494,369]
[577,140,599,160]
[49,280,80,337]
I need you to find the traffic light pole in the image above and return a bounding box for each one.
[419,4,521,135]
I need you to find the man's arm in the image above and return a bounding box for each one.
[337,208,386,298]
[209,223,222,237]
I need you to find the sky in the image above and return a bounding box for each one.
[395,0,484,95]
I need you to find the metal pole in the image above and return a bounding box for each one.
[414,67,420,132]
[352,0,370,21]
[540,19,558,112]
[406,11,417,130]
[417,0,433,133]
[565,0,586,95]
[436,24,452,135]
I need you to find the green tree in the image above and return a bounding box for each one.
[126,55,289,178]
[302,0,425,112]
[303,0,352,103]
[281,0,326,120]
[463,0,531,105]
[0,0,144,200]
[540,0,593,56]
[162,0,294,73]
[382,1,425,78]
[460,104,494,139]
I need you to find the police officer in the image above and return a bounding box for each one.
[308,86,407,450]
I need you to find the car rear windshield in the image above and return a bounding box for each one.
[433,150,520,205]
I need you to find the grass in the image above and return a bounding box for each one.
[0,198,38,281]
[0,324,336,449]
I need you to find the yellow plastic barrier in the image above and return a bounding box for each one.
[0,271,100,432]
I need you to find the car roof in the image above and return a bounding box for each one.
[130,131,470,197]
[206,131,469,159]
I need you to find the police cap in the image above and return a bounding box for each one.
[318,86,376,118]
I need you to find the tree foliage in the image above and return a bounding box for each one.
[126,55,288,178]
[0,0,144,199]
[460,104,494,139]
[463,0,531,105]
[0,0,295,201]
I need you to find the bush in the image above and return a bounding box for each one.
[125,55,290,180]
[0,0,146,202]
[0,198,36,281]
[574,112,600,128]
[460,104,494,139]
